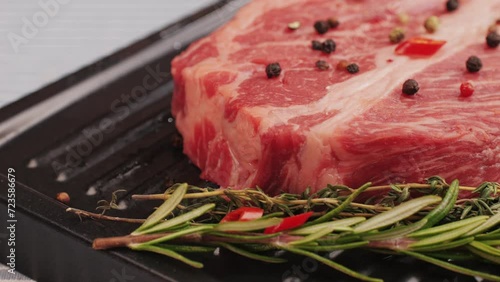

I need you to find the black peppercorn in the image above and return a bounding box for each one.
[266,63,282,78]
[312,40,323,50]
[346,63,359,74]
[314,20,330,34]
[315,60,330,70]
[486,31,500,48]
[322,39,336,54]
[446,0,459,12]
[327,17,340,29]
[466,56,482,73]
[402,79,419,95]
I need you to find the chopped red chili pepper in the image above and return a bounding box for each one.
[264,212,313,234]
[220,207,264,223]
[460,82,474,97]
[395,37,446,56]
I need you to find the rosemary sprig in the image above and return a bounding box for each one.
[310,182,371,224]
[129,243,204,268]
[131,180,498,222]
[68,178,500,281]
[352,195,441,233]
[218,242,287,263]
[133,183,187,234]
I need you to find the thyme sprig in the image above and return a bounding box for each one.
[96,189,126,215]
[68,178,500,282]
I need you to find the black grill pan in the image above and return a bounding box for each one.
[0,1,496,281]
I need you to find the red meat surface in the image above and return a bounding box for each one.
[172,0,500,194]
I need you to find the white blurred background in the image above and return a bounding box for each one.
[0,0,216,108]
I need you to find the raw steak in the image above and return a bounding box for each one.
[171,0,500,195]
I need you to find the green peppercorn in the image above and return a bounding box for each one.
[424,16,440,33]
[389,27,405,44]
[288,21,301,30]
[398,13,409,25]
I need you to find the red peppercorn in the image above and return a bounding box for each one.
[336,60,349,70]
[56,192,71,204]
[460,82,474,97]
